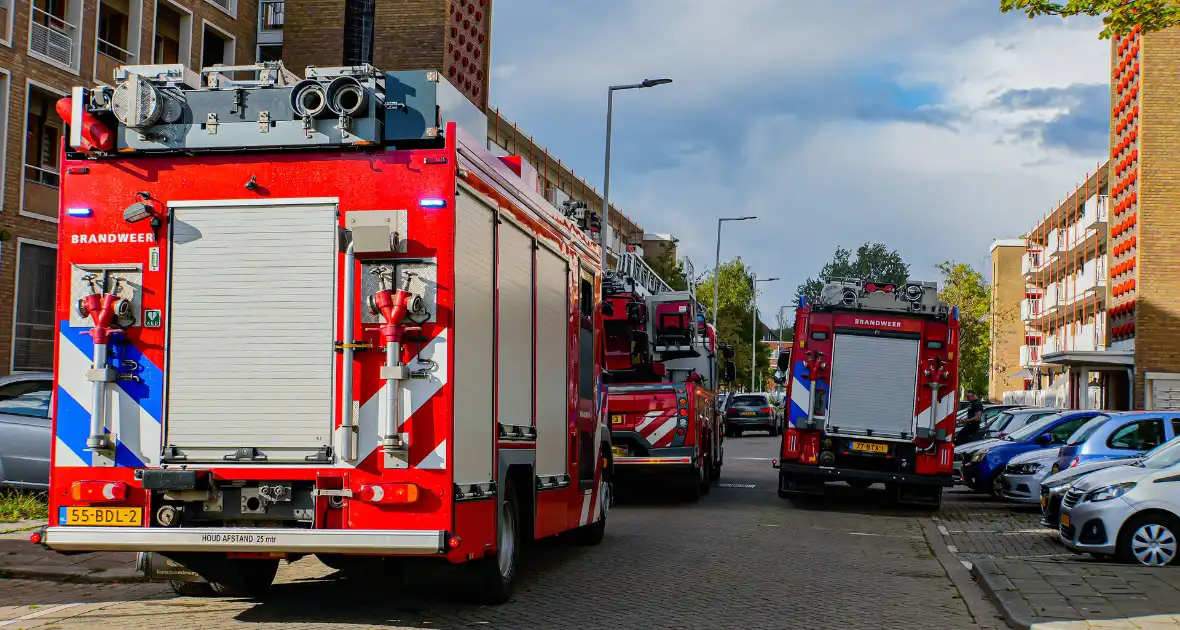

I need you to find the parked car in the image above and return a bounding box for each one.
[1040,448,1158,529]
[1059,435,1180,566]
[982,407,1062,440]
[723,392,781,437]
[962,411,1100,496]
[1052,411,1180,474]
[1000,447,1061,505]
[957,403,1022,427]
[0,371,54,490]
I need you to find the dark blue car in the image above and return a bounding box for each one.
[961,410,1101,496]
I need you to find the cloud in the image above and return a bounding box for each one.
[487,1,1111,313]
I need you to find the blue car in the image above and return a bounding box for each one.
[962,410,1101,496]
[1052,411,1180,475]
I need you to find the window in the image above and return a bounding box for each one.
[342,0,374,65]
[1068,414,1110,445]
[1108,419,1165,451]
[13,241,57,372]
[577,271,595,401]
[200,22,234,67]
[256,43,281,62]
[1172,418,1180,436]
[28,0,82,70]
[1,0,12,43]
[95,0,140,84]
[152,1,192,66]
[22,83,68,221]
[1048,416,1092,443]
[0,379,52,418]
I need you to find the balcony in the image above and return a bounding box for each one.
[257,0,283,45]
[1020,344,1042,367]
[29,5,79,70]
[23,165,59,221]
[1022,250,1043,278]
[1020,298,1043,322]
[96,39,135,84]
[1082,194,1109,230]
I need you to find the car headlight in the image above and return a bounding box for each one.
[1009,463,1043,475]
[1083,482,1136,503]
[971,450,988,463]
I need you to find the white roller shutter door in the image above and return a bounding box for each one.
[827,334,919,439]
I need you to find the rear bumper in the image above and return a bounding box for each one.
[778,463,952,487]
[725,415,774,427]
[612,447,696,476]
[43,526,447,555]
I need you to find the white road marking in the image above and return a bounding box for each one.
[960,560,973,570]
[937,525,950,536]
[946,545,958,553]
[0,603,82,627]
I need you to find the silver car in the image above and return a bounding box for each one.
[1059,437,1180,566]
[999,447,1059,505]
[0,372,54,490]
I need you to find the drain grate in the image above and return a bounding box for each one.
[717,483,756,489]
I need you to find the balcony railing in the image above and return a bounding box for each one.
[1020,298,1042,322]
[1020,344,1041,366]
[23,164,60,220]
[259,0,283,30]
[29,6,76,68]
[206,0,233,12]
[96,38,134,83]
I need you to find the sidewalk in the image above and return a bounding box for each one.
[972,557,1180,629]
[0,521,143,583]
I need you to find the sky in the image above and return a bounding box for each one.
[487,0,1111,323]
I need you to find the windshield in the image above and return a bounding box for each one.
[1067,414,1111,445]
[1007,414,1063,441]
[988,412,1015,432]
[1141,436,1180,469]
[729,395,768,407]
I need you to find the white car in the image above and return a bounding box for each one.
[999,447,1060,505]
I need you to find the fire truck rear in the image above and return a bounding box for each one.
[39,62,613,603]
[776,279,959,507]
[599,257,729,501]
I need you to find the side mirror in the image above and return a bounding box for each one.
[776,350,790,373]
[723,360,736,382]
[1037,433,1053,446]
[721,344,735,360]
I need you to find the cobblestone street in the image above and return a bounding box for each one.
[0,437,984,630]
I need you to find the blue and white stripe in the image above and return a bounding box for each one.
[54,321,164,468]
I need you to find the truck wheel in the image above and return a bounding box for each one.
[682,468,702,502]
[470,482,521,604]
[698,457,712,495]
[169,580,215,597]
[709,456,723,482]
[777,471,791,499]
[572,474,610,546]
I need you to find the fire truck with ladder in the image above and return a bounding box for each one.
[37,61,615,604]
[597,254,732,500]
[774,279,960,507]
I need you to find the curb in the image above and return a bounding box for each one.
[970,560,1033,630]
[919,518,1006,629]
[0,565,148,584]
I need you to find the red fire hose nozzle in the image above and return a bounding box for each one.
[374,288,413,344]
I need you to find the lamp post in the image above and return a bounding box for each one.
[751,273,779,391]
[711,216,756,387]
[601,78,672,271]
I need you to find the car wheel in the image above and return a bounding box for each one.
[1118,513,1180,567]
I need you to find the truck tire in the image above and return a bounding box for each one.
[169,580,215,597]
[709,455,722,482]
[682,468,702,502]
[572,470,611,546]
[470,482,521,605]
[698,457,712,495]
[220,559,280,600]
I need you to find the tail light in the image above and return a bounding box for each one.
[70,481,128,502]
[760,407,772,414]
[1069,457,1080,468]
[357,482,420,504]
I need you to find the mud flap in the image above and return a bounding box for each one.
[138,552,207,583]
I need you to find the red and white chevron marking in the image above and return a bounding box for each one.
[635,410,679,448]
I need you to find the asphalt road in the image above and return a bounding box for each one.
[0,436,986,629]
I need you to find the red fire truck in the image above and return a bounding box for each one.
[38,62,613,604]
[775,279,959,507]
[600,257,731,501]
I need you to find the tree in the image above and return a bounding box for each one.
[697,257,772,390]
[795,243,910,304]
[999,0,1180,39]
[643,240,689,291]
[936,261,991,397]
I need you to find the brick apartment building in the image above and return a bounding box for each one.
[0,0,260,375]
[988,239,1026,402]
[994,24,1180,410]
[0,0,651,377]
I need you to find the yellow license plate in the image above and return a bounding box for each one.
[850,442,889,454]
[1040,496,1047,510]
[610,414,624,425]
[742,411,756,416]
[63,507,142,527]
[611,446,627,458]
[1061,514,1070,528]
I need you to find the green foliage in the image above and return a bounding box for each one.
[937,261,992,396]
[0,490,48,523]
[697,257,772,390]
[795,243,910,304]
[643,242,689,291]
[999,0,1180,39]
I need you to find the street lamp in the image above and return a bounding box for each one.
[711,216,756,387]
[751,272,779,391]
[601,78,673,271]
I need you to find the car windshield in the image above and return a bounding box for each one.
[1139,436,1180,469]
[729,396,767,407]
[1007,414,1062,441]
[989,412,1016,432]
[1067,414,1111,445]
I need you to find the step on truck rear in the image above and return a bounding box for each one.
[776,279,959,507]
[40,62,613,603]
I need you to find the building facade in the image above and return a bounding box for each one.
[988,239,1026,402]
[0,0,260,375]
